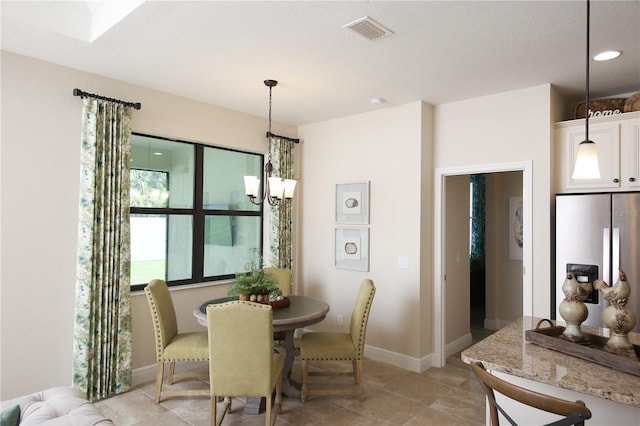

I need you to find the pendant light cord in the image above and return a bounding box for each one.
[585,0,590,142]
[268,84,273,163]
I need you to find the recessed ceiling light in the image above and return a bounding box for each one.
[370,97,384,105]
[153,152,163,156]
[593,50,622,61]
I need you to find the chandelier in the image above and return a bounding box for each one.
[244,80,297,206]
[572,0,601,180]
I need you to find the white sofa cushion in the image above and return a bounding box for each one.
[1,386,113,425]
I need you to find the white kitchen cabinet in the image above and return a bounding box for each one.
[622,116,640,190]
[555,111,640,193]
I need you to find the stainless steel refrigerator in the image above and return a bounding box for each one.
[555,192,640,332]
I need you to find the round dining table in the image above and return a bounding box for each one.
[193,295,330,401]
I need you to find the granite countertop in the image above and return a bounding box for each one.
[461,317,640,407]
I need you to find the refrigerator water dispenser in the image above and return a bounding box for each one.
[566,263,599,304]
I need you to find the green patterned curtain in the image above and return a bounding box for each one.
[73,98,133,401]
[470,174,486,271]
[269,137,295,285]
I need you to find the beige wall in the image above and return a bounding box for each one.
[0,51,296,398]
[485,171,524,327]
[419,103,435,357]
[297,101,433,362]
[434,85,555,319]
[444,175,471,343]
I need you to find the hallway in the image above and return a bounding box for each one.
[471,305,496,344]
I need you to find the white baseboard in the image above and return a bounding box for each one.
[134,340,468,385]
[132,364,156,387]
[445,333,472,358]
[132,361,207,388]
[365,333,470,373]
[364,344,432,373]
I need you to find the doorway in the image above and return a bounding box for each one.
[433,161,532,367]
[468,172,524,343]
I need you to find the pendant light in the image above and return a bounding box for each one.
[244,80,297,206]
[572,0,601,180]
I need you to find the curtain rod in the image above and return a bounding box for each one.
[266,131,300,143]
[73,88,142,110]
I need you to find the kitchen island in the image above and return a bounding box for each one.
[462,317,639,425]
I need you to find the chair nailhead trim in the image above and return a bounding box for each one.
[144,286,165,359]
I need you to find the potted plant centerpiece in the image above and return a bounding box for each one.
[227,256,280,302]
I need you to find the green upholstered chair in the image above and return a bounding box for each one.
[144,279,209,403]
[264,267,292,343]
[470,361,592,426]
[300,279,376,402]
[264,267,292,295]
[207,301,284,426]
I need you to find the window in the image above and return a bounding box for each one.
[129,133,263,291]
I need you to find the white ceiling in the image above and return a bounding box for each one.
[2,0,639,126]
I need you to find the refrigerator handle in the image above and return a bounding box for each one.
[603,228,610,283]
[612,227,620,282]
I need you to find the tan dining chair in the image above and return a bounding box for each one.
[207,301,284,426]
[144,279,209,403]
[300,278,376,402]
[264,267,291,295]
[470,361,592,426]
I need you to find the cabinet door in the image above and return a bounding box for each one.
[622,119,640,189]
[562,122,620,191]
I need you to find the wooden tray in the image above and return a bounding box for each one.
[525,319,640,377]
[261,297,290,309]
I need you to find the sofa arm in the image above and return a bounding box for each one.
[1,386,114,425]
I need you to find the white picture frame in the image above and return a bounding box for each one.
[335,182,370,224]
[335,227,369,271]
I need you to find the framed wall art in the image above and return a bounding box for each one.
[509,196,523,261]
[335,181,370,224]
[335,227,369,271]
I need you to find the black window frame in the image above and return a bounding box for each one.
[129,132,264,292]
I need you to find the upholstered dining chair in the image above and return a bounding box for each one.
[207,301,284,426]
[470,361,592,426]
[264,267,292,343]
[300,278,376,402]
[264,267,291,295]
[144,279,209,403]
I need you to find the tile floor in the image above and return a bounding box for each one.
[94,347,490,426]
[95,310,495,425]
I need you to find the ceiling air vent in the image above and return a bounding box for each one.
[343,16,394,41]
